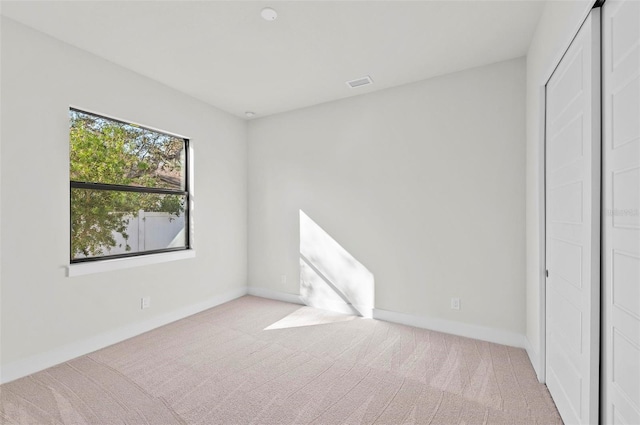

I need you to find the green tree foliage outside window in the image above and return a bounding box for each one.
[70,110,188,260]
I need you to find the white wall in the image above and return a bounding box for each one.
[248,58,526,338]
[0,19,247,372]
[525,0,594,378]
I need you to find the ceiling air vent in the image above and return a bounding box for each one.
[346,75,373,89]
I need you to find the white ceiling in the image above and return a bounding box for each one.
[2,1,545,119]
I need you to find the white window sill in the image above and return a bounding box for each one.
[67,250,196,277]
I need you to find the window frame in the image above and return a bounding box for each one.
[69,108,191,264]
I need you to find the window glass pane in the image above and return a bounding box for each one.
[71,188,187,260]
[70,110,186,190]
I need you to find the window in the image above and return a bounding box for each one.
[70,109,189,263]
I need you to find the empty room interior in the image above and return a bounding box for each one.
[0,0,638,424]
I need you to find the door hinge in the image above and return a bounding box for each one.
[545,269,549,278]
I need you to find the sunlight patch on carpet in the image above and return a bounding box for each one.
[264,306,358,330]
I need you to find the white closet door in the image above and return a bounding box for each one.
[545,9,601,425]
[602,0,640,423]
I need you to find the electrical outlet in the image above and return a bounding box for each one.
[141,296,151,310]
[451,297,461,310]
[280,274,287,284]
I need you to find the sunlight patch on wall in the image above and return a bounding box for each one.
[299,210,374,318]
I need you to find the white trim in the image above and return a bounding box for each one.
[0,286,247,384]
[538,83,548,383]
[247,288,374,318]
[299,296,373,318]
[68,249,196,277]
[525,337,543,382]
[244,288,525,348]
[372,308,527,348]
[187,141,196,252]
[247,286,303,305]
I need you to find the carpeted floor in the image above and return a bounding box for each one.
[0,296,562,424]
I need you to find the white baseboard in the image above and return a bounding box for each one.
[301,297,359,316]
[525,338,544,383]
[372,308,527,349]
[245,288,525,348]
[3,287,532,384]
[0,286,248,384]
[247,286,303,305]
[248,287,376,318]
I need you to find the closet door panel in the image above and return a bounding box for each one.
[602,0,640,423]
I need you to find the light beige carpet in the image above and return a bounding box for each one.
[0,296,562,424]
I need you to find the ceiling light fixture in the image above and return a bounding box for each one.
[261,7,278,21]
[245,111,256,118]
